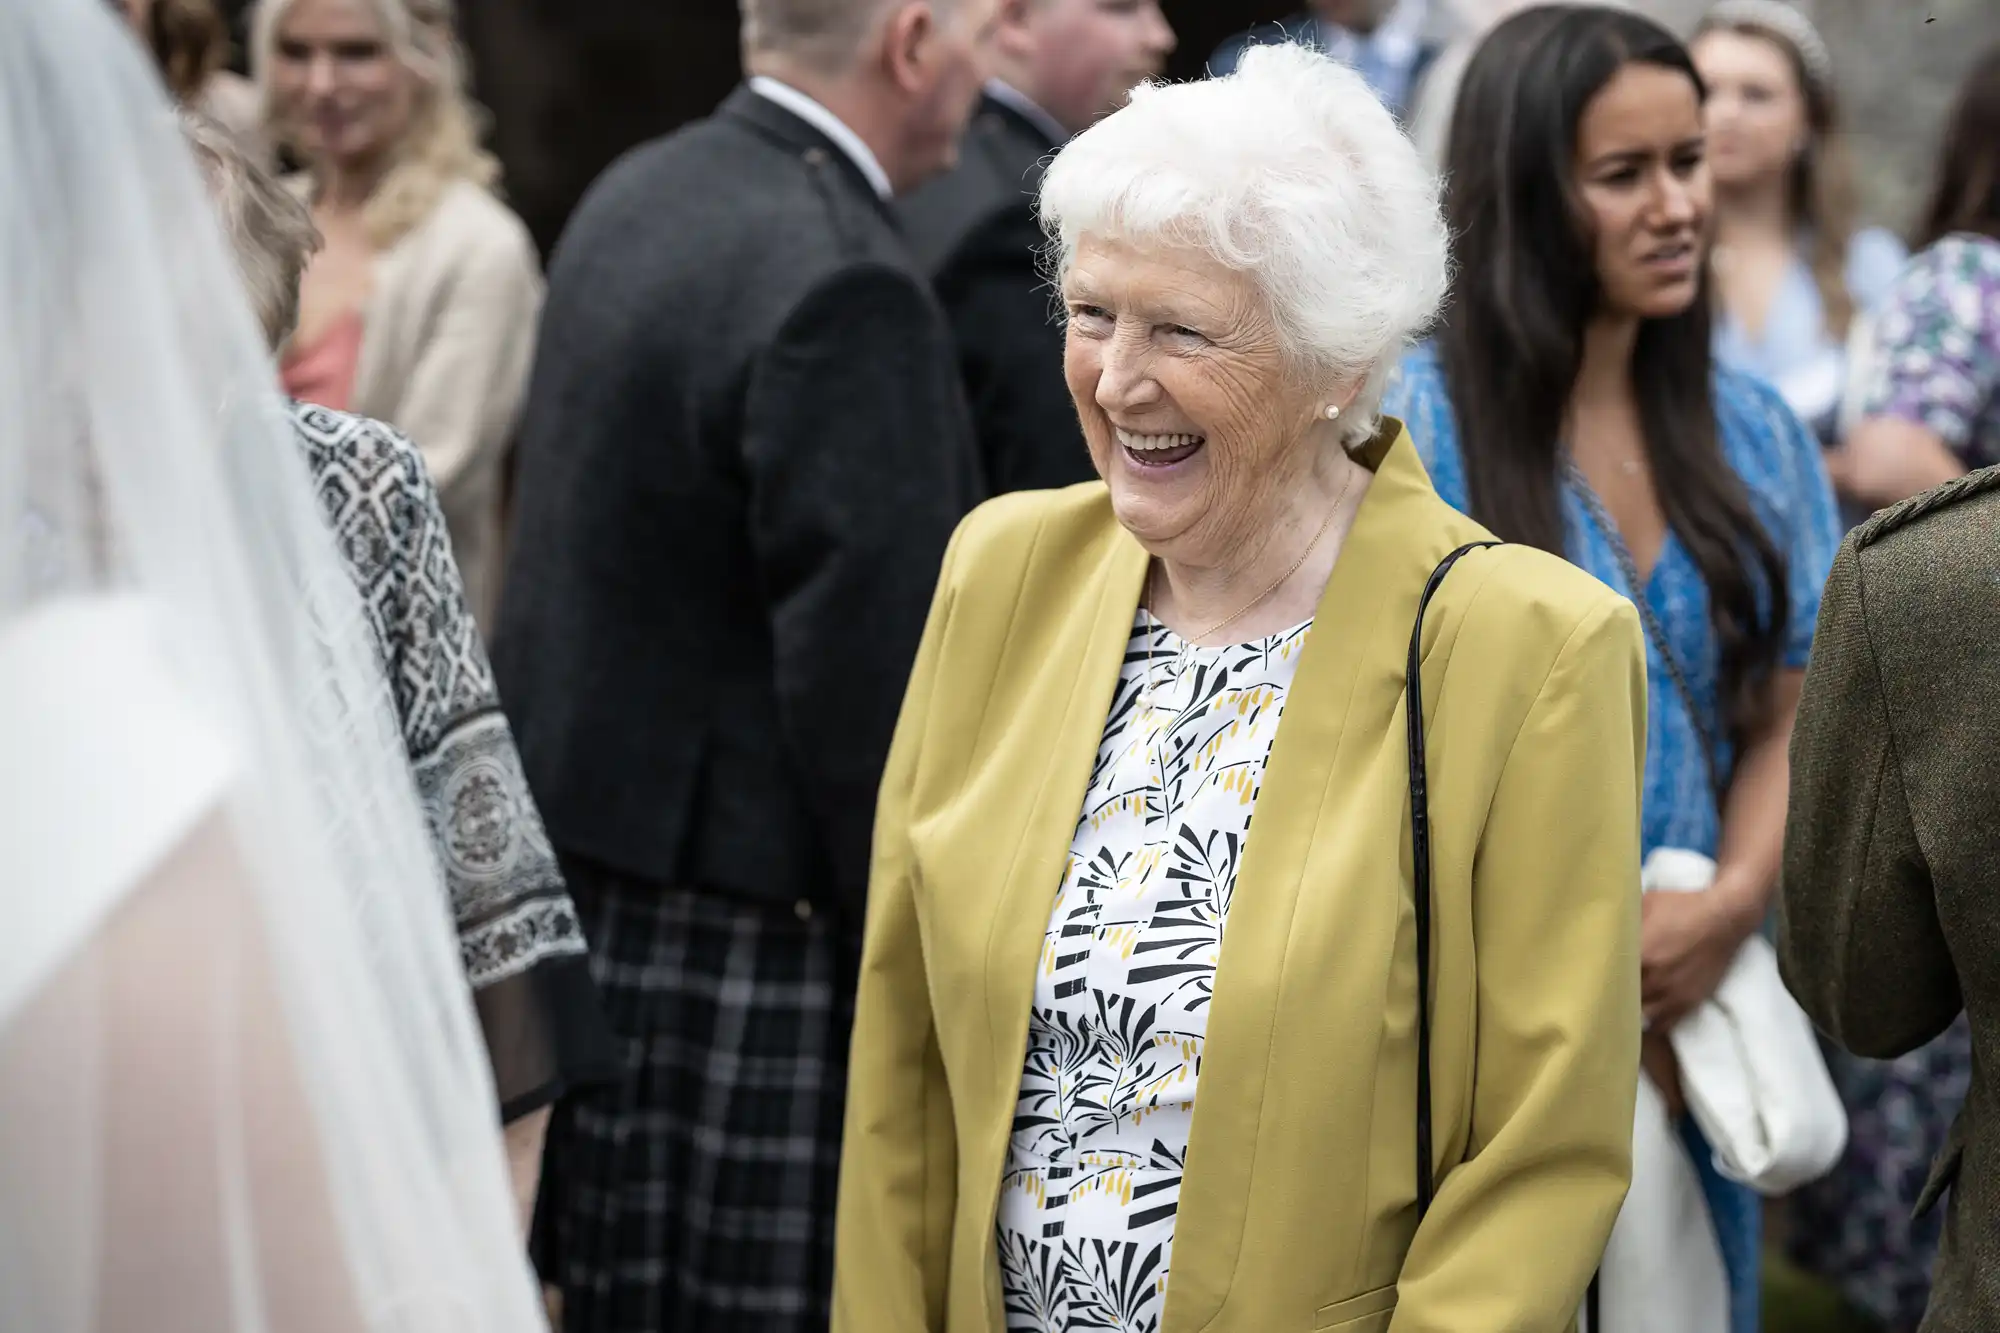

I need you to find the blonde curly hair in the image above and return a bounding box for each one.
[250,0,499,249]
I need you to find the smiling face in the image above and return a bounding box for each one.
[268,0,419,171]
[1573,61,1712,322]
[1693,28,1809,192]
[1062,235,1337,565]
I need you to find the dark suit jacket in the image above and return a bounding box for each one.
[492,87,980,918]
[1780,469,2000,1332]
[897,93,1093,494]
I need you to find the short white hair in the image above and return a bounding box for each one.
[1039,43,1450,445]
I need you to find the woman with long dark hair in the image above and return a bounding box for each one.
[1384,6,1842,1330]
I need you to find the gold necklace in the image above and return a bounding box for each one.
[1141,461,1358,710]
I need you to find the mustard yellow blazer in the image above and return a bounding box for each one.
[833,424,1646,1333]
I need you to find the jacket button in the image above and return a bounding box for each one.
[794,899,814,922]
[803,147,828,166]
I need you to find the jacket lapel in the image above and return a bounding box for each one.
[982,519,1148,1070]
[1163,426,1466,1330]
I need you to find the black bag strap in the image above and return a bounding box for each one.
[1405,541,1498,1217]
[1407,538,1604,1328]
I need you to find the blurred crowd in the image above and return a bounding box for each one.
[9,0,2000,1331]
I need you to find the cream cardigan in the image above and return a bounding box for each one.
[343,179,542,628]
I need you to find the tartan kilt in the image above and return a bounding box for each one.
[533,862,860,1333]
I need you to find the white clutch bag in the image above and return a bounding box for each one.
[1587,851,1849,1330]
[1643,848,1849,1195]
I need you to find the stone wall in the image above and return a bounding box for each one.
[1809,0,1999,232]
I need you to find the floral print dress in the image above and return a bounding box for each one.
[997,612,1310,1333]
[1862,232,2000,467]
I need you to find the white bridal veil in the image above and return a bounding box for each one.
[0,1,547,1330]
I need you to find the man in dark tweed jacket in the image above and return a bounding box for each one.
[1781,469,2000,1333]
[491,0,995,1326]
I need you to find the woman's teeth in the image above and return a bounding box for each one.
[1116,429,1206,453]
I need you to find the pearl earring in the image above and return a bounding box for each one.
[1324,404,1341,421]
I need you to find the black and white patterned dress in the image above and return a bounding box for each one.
[998,612,1310,1333]
[291,400,613,1117]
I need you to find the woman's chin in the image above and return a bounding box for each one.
[1640,281,1702,321]
[1107,480,1202,551]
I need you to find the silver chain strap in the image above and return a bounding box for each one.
[1561,456,1724,804]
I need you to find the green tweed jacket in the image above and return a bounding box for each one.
[1780,468,2000,1333]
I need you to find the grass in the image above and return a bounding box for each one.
[1763,1253,1886,1333]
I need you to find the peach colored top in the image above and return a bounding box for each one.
[281,309,364,412]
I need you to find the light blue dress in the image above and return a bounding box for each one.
[1712,227,1907,442]
[1385,345,1843,1333]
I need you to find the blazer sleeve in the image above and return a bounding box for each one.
[831,520,966,1333]
[742,262,978,898]
[390,217,543,504]
[1395,597,1646,1332]
[1778,538,1958,1057]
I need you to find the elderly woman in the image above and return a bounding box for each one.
[179,110,613,1229]
[832,44,1646,1333]
[251,0,539,625]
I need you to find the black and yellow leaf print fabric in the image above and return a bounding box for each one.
[997,612,1311,1332]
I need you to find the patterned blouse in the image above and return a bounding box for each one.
[1862,232,2000,468]
[998,612,1311,1333]
[291,401,612,1118]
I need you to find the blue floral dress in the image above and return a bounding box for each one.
[1384,347,1843,1333]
